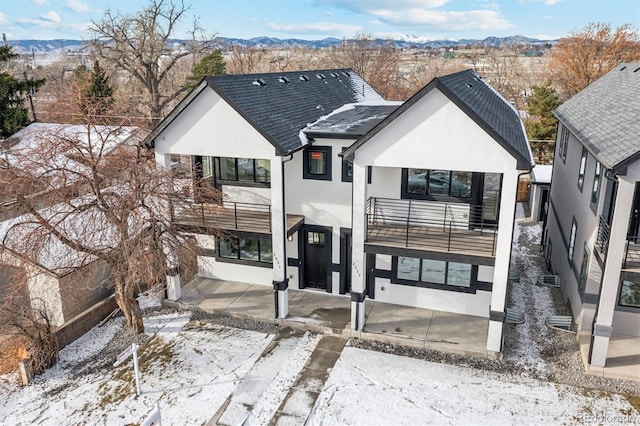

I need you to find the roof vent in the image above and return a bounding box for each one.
[278,76,290,83]
[620,66,627,71]
[316,73,326,79]
[634,67,640,73]
[252,78,266,87]
[299,75,309,81]
[330,72,339,77]
[466,83,473,88]
[341,71,350,77]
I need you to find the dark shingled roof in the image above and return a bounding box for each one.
[303,104,400,139]
[207,69,382,155]
[554,63,640,171]
[344,69,533,170]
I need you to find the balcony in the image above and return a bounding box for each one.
[596,216,611,257]
[365,198,498,260]
[624,237,640,272]
[173,200,304,236]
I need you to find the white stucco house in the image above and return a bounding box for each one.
[148,68,534,355]
[543,63,640,372]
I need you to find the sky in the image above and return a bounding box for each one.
[0,0,639,42]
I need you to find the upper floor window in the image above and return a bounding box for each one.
[217,157,270,183]
[341,147,353,182]
[591,161,602,207]
[577,147,587,191]
[568,218,577,264]
[403,169,471,199]
[303,146,332,181]
[559,125,569,163]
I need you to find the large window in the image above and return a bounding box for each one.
[568,218,577,264]
[404,169,471,199]
[396,256,472,288]
[577,147,587,191]
[559,125,569,163]
[218,236,273,265]
[216,157,271,184]
[303,146,332,181]
[619,280,640,308]
[591,161,602,207]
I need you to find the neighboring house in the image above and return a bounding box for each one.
[529,164,552,223]
[0,123,142,326]
[543,63,640,370]
[149,68,533,355]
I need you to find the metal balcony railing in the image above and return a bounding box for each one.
[596,216,611,256]
[365,197,498,257]
[623,236,640,270]
[173,200,272,234]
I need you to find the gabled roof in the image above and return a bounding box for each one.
[554,63,640,171]
[146,69,383,155]
[344,69,533,170]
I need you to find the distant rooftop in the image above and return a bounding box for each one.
[554,63,640,171]
[303,103,401,139]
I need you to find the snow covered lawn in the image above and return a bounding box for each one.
[0,312,274,425]
[309,347,638,425]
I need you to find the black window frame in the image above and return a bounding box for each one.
[401,168,473,201]
[217,234,273,267]
[559,125,569,163]
[591,161,602,209]
[618,279,640,309]
[577,146,587,191]
[303,146,332,181]
[214,157,271,187]
[341,147,352,182]
[390,256,491,294]
[568,217,577,266]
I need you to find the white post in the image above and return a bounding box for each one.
[271,156,288,318]
[132,343,142,396]
[591,177,635,367]
[487,169,518,353]
[350,162,368,330]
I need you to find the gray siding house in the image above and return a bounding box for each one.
[543,63,640,373]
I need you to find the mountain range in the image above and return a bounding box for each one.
[8,35,556,56]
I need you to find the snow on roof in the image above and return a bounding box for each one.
[532,164,552,184]
[1,123,144,195]
[303,101,402,138]
[0,190,153,276]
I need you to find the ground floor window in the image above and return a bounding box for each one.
[396,256,472,288]
[219,236,273,264]
[619,280,640,308]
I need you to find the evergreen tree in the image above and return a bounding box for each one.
[185,49,227,89]
[0,46,44,137]
[524,81,561,141]
[81,60,114,120]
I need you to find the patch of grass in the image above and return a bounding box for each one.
[625,394,640,413]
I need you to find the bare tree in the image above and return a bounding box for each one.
[549,22,640,98]
[0,95,214,333]
[227,43,266,74]
[88,0,215,125]
[325,35,406,100]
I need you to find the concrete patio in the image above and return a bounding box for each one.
[167,278,494,359]
[578,331,640,382]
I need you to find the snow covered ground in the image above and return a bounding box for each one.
[309,347,636,425]
[0,213,638,425]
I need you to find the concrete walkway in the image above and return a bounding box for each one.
[168,278,492,359]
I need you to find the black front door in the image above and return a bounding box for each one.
[304,229,329,290]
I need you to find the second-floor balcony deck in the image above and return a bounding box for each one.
[365,198,498,263]
[173,200,304,236]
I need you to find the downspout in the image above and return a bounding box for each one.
[273,153,294,318]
